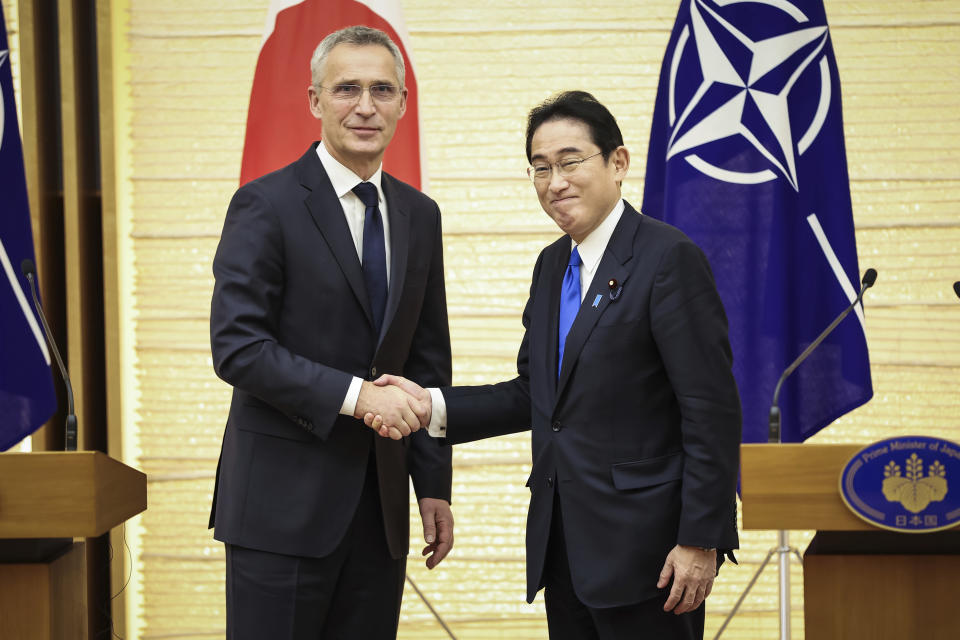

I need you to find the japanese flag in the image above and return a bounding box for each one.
[241,0,423,189]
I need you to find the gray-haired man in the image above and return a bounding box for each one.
[209,25,454,638]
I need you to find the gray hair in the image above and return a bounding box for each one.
[310,25,405,89]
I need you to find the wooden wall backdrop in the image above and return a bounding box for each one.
[9,0,960,638]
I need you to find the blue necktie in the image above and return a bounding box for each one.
[353,182,388,334]
[558,247,582,377]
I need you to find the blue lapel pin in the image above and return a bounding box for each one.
[592,293,603,308]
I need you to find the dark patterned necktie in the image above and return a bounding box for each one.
[352,182,387,333]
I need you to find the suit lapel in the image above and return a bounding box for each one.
[298,146,375,330]
[380,174,410,346]
[556,207,641,399]
[541,241,569,398]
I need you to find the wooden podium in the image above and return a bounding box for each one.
[741,444,960,639]
[0,452,147,640]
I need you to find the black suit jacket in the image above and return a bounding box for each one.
[442,202,740,607]
[209,143,452,560]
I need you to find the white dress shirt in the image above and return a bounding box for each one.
[427,199,628,436]
[570,198,624,303]
[315,142,392,417]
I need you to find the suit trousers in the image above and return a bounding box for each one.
[225,450,406,640]
[542,494,705,640]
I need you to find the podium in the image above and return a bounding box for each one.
[0,452,147,640]
[741,444,960,639]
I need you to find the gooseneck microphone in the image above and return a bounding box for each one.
[768,268,877,443]
[21,259,78,451]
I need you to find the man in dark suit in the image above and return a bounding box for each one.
[209,26,453,639]
[368,91,740,639]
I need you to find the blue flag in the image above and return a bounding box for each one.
[642,0,872,443]
[1,5,56,450]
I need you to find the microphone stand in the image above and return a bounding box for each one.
[22,260,78,451]
[769,268,877,443]
[714,269,877,640]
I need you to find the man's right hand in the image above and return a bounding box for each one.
[354,380,424,440]
[363,375,432,437]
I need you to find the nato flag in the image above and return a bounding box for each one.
[1,4,56,450]
[642,0,872,443]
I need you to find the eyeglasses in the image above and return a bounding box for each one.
[527,152,603,183]
[318,83,400,102]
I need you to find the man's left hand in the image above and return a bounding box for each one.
[657,544,716,614]
[417,498,454,569]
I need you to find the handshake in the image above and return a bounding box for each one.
[353,375,433,440]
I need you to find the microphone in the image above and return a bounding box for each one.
[768,268,877,443]
[21,259,78,451]
[954,281,960,300]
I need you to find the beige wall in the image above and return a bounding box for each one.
[8,0,960,638]
[2,0,19,124]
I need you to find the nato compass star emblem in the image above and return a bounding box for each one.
[665,0,832,191]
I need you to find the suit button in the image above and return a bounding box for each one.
[371,366,378,378]
[547,477,554,487]
[552,421,561,432]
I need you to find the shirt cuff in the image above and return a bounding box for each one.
[427,388,447,438]
[339,376,364,417]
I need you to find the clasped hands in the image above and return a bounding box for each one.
[354,375,432,440]
[355,376,452,569]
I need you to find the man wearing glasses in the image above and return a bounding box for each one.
[209,25,453,639]
[369,91,741,639]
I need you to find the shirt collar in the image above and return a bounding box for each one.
[572,198,625,271]
[317,141,384,200]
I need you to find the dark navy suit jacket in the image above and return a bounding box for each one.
[209,143,452,560]
[442,202,740,607]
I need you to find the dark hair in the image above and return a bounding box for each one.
[525,91,624,163]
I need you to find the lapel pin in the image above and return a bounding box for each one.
[608,278,623,301]
[592,294,603,308]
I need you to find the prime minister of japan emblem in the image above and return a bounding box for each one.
[840,437,960,533]
[882,454,947,514]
